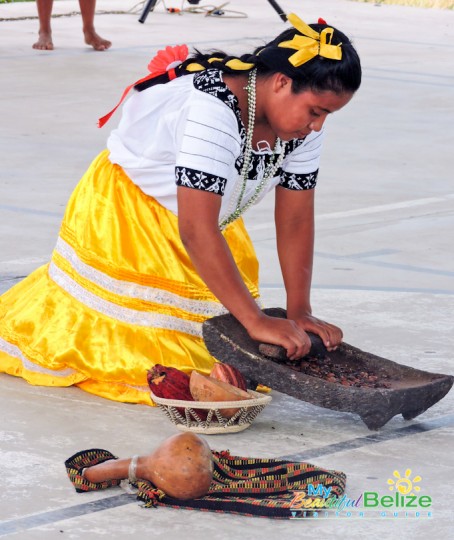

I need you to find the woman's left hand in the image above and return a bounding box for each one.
[291,313,343,352]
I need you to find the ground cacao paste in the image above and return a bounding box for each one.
[282,356,392,389]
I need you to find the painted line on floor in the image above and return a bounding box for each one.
[4,31,454,59]
[0,257,48,267]
[365,66,454,81]
[364,75,454,88]
[247,194,454,233]
[0,36,269,61]
[282,414,454,461]
[1,191,452,226]
[0,204,62,218]
[260,283,454,295]
[2,279,454,297]
[0,494,135,537]
[2,277,454,296]
[0,414,452,535]
[314,251,454,278]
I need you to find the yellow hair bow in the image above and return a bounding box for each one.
[278,13,342,67]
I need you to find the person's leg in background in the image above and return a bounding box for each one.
[32,0,112,51]
[33,0,54,50]
[79,0,112,51]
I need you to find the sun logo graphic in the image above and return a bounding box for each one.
[364,468,432,510]
[387,469,422,495]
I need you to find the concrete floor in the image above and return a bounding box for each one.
[0,0,453,537]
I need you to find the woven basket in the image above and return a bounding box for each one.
[150,390,272,434]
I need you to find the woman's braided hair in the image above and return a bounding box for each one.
[136,21,361,95]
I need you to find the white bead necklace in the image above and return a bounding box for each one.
[219,69,287,230]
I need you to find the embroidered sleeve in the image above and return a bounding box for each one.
[174,91,241,196]
[279,129,325,191]
[279,170,318,190]
[175,167,227,195]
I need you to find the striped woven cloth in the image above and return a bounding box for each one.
[65,448,346,519]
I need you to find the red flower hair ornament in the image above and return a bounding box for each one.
[148,44,189,74]
[98,44,189,128]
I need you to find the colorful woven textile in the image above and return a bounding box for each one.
[65,448,121,493]
[66,448,346,519]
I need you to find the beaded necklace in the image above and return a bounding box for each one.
[219,69,287,230]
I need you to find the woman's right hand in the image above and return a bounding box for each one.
[244,313,312,361]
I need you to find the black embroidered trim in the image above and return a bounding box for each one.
[279,170,318,190]
[286,138,307,154]
[176,166,226,195]
[193,69,245,173]
[192,70,314,184]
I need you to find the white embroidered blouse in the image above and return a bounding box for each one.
[107,69,324,224]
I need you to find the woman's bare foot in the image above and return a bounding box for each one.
[33,31,54,50]
[84,29,111,51]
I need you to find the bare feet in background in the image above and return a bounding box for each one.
[32,0,111,51]
[83,28,112,51]
[32,28,111,51]
[33,31,54,50]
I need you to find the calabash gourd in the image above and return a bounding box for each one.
[83,432,213,500]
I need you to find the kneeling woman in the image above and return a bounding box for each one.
[0,14,361,405]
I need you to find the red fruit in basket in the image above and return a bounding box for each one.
[147,364,194,401]
[209,363,248,391]
[147,364,207,420]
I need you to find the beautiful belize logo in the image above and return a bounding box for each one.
[290,469,432,519]
[363,468,432,514]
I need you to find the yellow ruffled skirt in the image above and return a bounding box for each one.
[0,151,259,405]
